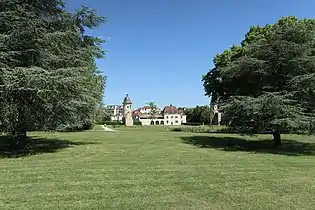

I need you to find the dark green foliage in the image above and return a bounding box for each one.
[94,105,111,125]
[202,16,315,146]
[102,121,123,126]
[146,101,158,120]
[182,122,202,126]
[170,126,216,133]
[133,121,142,126]
[82,119,94,130]
[56,119,94,132]
[184,105,213,125]
[0,0,106,141]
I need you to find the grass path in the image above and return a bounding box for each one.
[1,126,315,209]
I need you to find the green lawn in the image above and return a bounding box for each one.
[1,126,315,209]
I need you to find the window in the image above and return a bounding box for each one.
[166,121,169,124]
[175,116,178,118]
[166,116,168,119]
[171,116,173,119]
[175,120,178,123]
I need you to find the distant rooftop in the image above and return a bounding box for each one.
[162,104,180,114]
[133,104,184,116]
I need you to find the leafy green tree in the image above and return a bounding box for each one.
[95,104,111,124]
[184,108,195,122]
[0,0,106,145]
[147,101,158,120]
[184,105,213,125]
[202,16,315,147]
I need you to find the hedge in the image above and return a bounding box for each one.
[102,121,123,126]
[182,122,202,126]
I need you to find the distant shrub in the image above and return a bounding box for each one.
[170,125,227,133]
[57,124,80,132]
[82,119,94,130]
[102,121,123,126]
[170,126,213,133]
[134,121,142,126]
[182,122,202,126]
[102,121,142,126]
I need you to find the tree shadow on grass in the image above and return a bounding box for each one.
[181,135,315,156]
[0,136,96,158]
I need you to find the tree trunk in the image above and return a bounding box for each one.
[11,99,28,148]
[9,129,27,149]
[11,123,27,145]
[273,131,281,148]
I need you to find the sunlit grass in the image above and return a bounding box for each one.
[0,126,314,209]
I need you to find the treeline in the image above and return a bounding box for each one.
[184,105,219,125]
[0,0,106,144]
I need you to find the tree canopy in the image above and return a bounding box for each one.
[202,16,315,146]
[146,101,158,120]
[94,104,111,124]
[0,0,106,144]
[184,106,213,125]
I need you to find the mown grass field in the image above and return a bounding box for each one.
[1,126,315,209]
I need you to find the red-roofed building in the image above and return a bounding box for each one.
[133,104,186,126]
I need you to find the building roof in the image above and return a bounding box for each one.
[122,94,132,104]
[132,106,154,114]
[162,104,180,114]
[133,104,185,116]
[132,110,140,116]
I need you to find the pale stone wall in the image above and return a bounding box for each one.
[123,104,133,126]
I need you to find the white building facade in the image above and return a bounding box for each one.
[107,105,123,121]
[164,113,187,126]
[133,105,186,126]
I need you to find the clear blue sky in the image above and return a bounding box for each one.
[66,0,315,109]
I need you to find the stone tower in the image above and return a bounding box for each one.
[122,94,133,126]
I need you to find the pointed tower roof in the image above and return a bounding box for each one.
[123,94,132,104]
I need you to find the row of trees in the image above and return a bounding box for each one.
[202,16,315,146]
[0,0,106,145]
